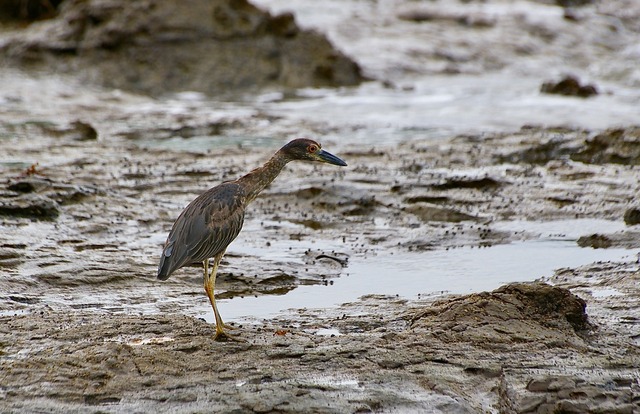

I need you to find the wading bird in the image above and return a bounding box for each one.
[157,138,347,340]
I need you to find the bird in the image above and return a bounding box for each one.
[157,138,347,341]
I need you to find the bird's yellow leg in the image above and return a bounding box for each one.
[203,252,241,341]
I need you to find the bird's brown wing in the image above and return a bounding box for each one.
[157,182,246,280]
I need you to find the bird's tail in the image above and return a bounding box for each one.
[157,253,172,280]
[157,242,175,280]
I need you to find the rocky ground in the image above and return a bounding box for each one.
[1,118,639,413]
[1,0,640,413]
[1,275,639,414]
[0,0,363,95]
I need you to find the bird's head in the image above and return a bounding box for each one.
[280,138,347,166]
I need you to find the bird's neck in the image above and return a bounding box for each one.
[236,151,289,203]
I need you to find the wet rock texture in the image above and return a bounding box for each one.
[2,117,640,412]
[1,278,638,413]
[0,0,363,95]
[410,283,591,348]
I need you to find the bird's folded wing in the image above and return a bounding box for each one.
[158,182,246,279]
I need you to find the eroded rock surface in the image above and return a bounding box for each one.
[1,116,639,412]
[0,0,363,95]
[1,279,638,413]
[410,283,591,349]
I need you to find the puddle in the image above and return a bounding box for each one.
[125,337,175,346]
[296,375,360,388]
[106,335,175,347]
[128,74,640,151]
[251,77,640,145]
[201,237,633,323]
[0,309,31,317]
[589,288,624,298]
[312,328,342,337]
[492,219,629,240]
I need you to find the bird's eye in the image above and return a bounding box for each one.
[308,144,318,153]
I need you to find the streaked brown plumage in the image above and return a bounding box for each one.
[158,138,347,340]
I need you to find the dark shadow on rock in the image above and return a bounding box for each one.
[499,137,579,165]
[0,192,60,220]
[624,207,640,226]
[404,204,479,223]
[571,127,640,165]
[555,0,595,7]
[341,196,378,216]
[404,195,450,204]
[431,177,502,191]
[0,0,64,23]
[1,174,99,220]
[499,126,640,166]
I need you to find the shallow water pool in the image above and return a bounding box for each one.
[203,219,635,323]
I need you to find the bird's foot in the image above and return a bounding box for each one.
[223,323,238,330]
[213,329,246,343]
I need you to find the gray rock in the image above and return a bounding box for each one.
[0,0,363,96]
[0,193,60,220]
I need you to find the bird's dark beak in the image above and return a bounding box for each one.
[316,149,347,167]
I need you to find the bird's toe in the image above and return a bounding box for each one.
[214,330,246,343]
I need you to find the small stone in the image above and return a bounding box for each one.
[577,234,612,249]
[541,75,598,98]
[7,179,51,193]
[69,121,98,141]
[623,208,640,225]
[0,194,60,220]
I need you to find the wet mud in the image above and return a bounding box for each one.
[1,272,638,413]
[2,117,640,412]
